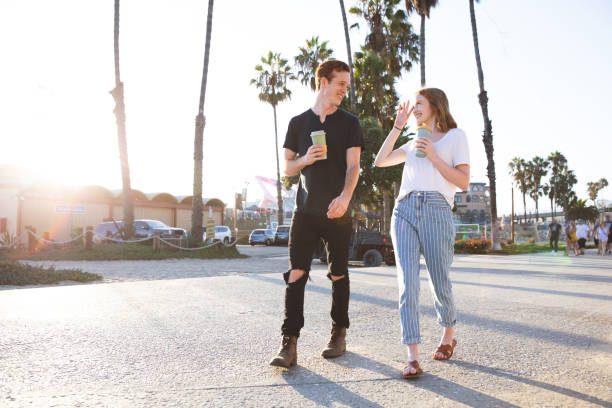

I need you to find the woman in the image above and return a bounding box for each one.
[597,222,609,256]
[566,221,578,256]
[374,88,470,379]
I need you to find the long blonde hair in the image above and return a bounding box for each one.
[417,88,457,132]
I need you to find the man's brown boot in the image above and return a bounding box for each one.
[269,335,298,368]
[321,327,346,358]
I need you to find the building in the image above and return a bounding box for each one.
[0,167,225,243]
[454,182,491,224]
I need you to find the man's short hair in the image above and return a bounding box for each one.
[315,60,350,91]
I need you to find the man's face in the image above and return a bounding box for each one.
[321,70,350,106]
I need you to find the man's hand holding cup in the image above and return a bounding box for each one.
[303,144,327,166]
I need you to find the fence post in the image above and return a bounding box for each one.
[85,226,93,250]
[153,233,160,252]
[27,226,37,252]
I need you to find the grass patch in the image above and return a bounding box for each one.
[0,261,102,286]
[4,242,247,261]
[454,240,566,255]
[492,243,565,255]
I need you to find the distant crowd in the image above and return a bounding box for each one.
[548,215,612,256]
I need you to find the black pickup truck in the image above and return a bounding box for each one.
[314,212,395,267]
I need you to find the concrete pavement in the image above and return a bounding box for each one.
[1,246,611,407]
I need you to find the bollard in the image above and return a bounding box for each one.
[85,226,93,250]
[153,233,160,252]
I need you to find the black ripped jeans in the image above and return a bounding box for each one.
[281,211,352,337]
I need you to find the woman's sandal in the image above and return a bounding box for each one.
[433,338,457,360]
[402,360,423,379]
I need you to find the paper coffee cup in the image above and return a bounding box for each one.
[415,124,432,158]
[310,130,327,159]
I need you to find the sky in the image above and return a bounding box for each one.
[1,0,611,217]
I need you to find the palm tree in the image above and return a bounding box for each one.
[294,36,334,92]
[350,0,419,77]
[110,0,134,239]
[251,52,294,225]
[525,156,549,222]
[405,0,439,87]
[542,183,555,220]
[469,0,500,249]
[350,0,419,232]
[547,151,567,218]
[586,178,608,206]
[339,0,357,113]
[190,0,214,245]
[568,198,599,223]
[556,167,577,220]
[508,158,528,223]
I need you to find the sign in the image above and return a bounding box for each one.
[55,205,86,214]
[206,218,215,242]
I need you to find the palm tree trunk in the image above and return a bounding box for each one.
[469,0,500,250]
[191,0,214,245]
[273,104,284,225]
[383,189,391,234]
[419,13,426,87]
[550,197,554,219]
[522,193,527,224]
[535,195,539,222]
[339,0,357,114]
[111,0,134,239]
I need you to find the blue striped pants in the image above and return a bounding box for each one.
[390,191,456,344]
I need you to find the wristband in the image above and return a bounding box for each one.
[393,125,402,131]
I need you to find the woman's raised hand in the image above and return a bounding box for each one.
[394,101,413,130]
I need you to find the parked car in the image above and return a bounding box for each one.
[203,225,232,244]
[274,225,290,245]
[93,219,186,243]
[249,229,275,246]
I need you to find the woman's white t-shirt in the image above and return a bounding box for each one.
[396,128,470,206]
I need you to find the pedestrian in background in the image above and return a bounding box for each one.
[565,221,578,256]
[575,219,591,255]
[548,218,562,253]
[604,215,612,255]
[593,220,601,253]
[596,222,609,257]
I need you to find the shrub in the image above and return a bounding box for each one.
[463,239,491,250]
[0,261,102,286]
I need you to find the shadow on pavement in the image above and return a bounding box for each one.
[451,266,612,282]
[280,365,384,408]
[447,360,612,408]
[246,274,611,350]
[330,351,520,408]
[450,279,612,301]
[350,268,612,301]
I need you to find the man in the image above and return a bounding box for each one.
[269,60,364,368]
[575,219,591,255]
[548,218,562,252]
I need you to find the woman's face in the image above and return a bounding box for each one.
[413,94,435,126]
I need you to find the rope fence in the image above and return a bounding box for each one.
[2,227,241,253]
